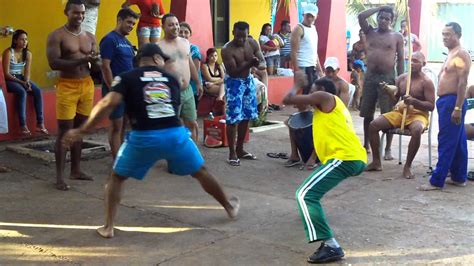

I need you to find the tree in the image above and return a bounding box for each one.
[346,0,408,28]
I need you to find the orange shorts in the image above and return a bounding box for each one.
[56,77,94,120]
[383,109,429,129]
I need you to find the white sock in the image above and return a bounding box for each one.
[324,238,340,248]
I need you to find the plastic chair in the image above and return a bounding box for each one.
[380,67,438,172]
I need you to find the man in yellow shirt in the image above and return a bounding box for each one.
[283,75,367,263]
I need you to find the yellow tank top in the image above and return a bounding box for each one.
[312,96,367,164]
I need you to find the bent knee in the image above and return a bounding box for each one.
[369,121,381,132]
[191,166,207,178]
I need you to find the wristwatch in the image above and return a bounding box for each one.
[454,106,462,112]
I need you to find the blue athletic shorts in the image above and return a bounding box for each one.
[225,75,258,124]
[113,126,204,180]
[102,84,125,120]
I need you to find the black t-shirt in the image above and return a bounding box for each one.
[111,66,181,130]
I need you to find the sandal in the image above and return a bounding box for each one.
[239,153,257,160]
[284,159,301,167]
[36,127,49,135]
[266,152,289,160]
[20,127,31,136]
[227,158,240,166]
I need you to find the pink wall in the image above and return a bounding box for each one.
[274,1,299,32]
[316,0,349,80]
[409,0,430,58]
[171,0,214,57]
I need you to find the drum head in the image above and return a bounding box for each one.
[288,111,313,130]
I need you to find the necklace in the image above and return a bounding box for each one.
[63,25,82,37]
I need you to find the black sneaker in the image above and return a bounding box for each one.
[307,242,345,264]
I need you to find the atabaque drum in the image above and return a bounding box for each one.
[288,111,315,163]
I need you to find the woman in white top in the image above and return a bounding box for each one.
[259,23,280,76]
[2,30,47,135]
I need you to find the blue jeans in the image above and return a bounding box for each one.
[5,75,44,127]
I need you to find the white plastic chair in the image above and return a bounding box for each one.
[380,67,438,172]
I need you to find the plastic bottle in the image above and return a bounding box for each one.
[208,112,214,120]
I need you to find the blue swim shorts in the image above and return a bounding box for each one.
[225,75,258,124]
[113,126,204,180]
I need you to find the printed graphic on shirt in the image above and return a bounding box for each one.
[142,72,174,119]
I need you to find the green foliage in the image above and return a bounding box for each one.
[346,0,408,29]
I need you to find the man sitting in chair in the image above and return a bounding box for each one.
[366,52,435,179]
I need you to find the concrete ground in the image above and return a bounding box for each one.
[1,106,474,265]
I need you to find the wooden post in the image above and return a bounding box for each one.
[400,1,412,131]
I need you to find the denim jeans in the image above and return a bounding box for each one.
[5,75,44,126]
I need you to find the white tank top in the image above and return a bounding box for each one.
[297,23,319,68]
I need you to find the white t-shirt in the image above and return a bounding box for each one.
[403,33,419,59]
[259,35,280,58]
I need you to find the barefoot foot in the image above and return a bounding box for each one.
[417,183,442,191]
[226,196,240,219]
[365,162,382,171]
[55,182,70,191]
[70,172,94,181]
[384,150,394,161]
[402,166,415,179]
[96,226,114,238]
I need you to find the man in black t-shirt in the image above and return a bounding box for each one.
[62,43,239,238]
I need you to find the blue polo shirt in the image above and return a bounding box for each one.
[100,31,135,77]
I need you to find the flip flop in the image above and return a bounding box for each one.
[36,128,49,135]
[227,158,240,166]
[284,159,301,167]
[20,128,31,137]
[239,153,257,160]
[266,152,289,159]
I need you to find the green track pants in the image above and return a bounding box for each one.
[296,159,366,242]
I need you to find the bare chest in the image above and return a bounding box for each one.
[232,46,254,63]
[160,42,188,65]
[367,34,396,51]
[399,78,425,99]
[60,35,93,57]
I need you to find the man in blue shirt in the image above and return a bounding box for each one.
[100,8,139,158]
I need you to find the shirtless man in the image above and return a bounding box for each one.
[157,14,202,141]
[323,57,350,106]
[366,52,435,178]
[46,0,100,190]
[221,21,266,166]
[358,6,404,157]
[419,22,471,191]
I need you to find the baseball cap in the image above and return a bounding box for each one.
[302,4,319,17]
[324,57,340,70]
[137,43,170,61]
